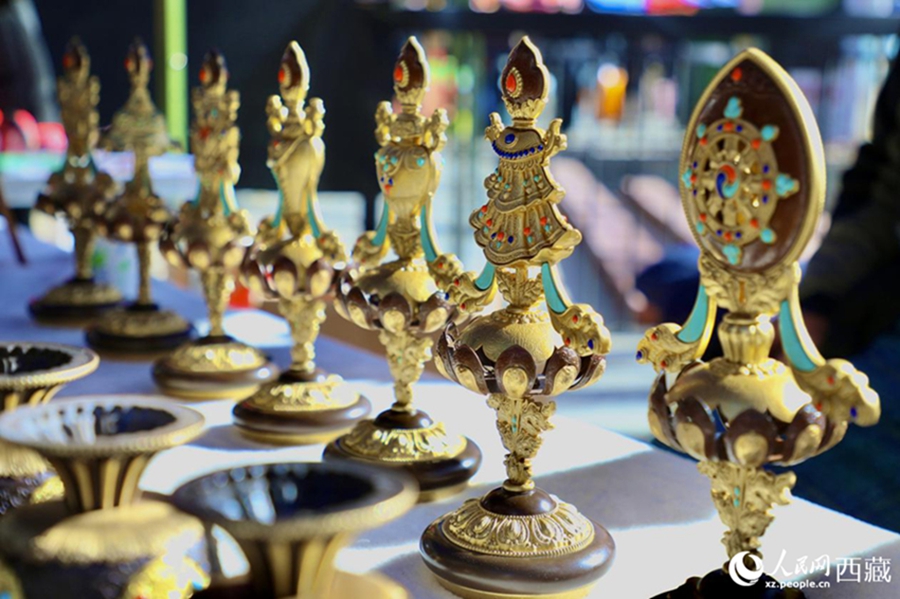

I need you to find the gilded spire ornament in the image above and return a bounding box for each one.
[30,38,121,322]
[153,50,277,400]
[86,38,192,354]
[236,42,370,444]
[420,37,615,599]
[328,37,482,502]
[636,49,880,598]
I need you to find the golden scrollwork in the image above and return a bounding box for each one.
[166,342,268,374]
[246,375,355,412]
[442,496,594,557]
[282,297,326,377]
[338,416,465,463]
[121,555,209,599]
[487,394,555,492]
[92,308,190,337]
[378,328,433,410]
[699,255,796,315]
[698,461,795,559]
[793,358,880,426]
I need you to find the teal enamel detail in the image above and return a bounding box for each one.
[695,222,706,234]
[219,183,232,216]
[682,169,693,189]
[541,263,566,314]
[723,244,741,265]
[761,124,778,141]
[676,285,710,344]
[420,202,437,262]
[696,123,707,138]
[474,263,495,291]
[776,173,796,196]
[416,156,426,167]
[779,299,817,372]
[307,193,321,238]
[372,204,390,247]
[724,96,743,119]
[761,228,775,244]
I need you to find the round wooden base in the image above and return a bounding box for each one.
[152,336,278,400]
[652,568,805,599]
[232,375,371,446]
[324,409,482,503]
[420,487,615,599]
[28,278,121,326]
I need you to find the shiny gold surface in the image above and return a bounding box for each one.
[636,48,882,568]
[242,374,357,413]
[428,37,612,579]
[92,306,190,337]
[442,496,594,557]
[338,416,465,463]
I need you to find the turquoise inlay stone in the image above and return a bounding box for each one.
[760,228,775,244]
[734,498,740,507]
[497,175,503,182]
[1,592,12,599]
[382,163,389,171]
[723,244,741,265]
[416,157,426,167]
[512,415,518,432]
[677,286,710,344]
[541,263,566,314]
[696,123,707,138]
[504,184,511,190]
[526,235,534,244]
[420,203,437,262]
[474,263,495,290]
[734,487,741,496]
[390,156,399,165]
[681,169,693,189]
[534,175,541,182]
[778,299,817,372]
[544,224,551,232]
[724,96,743,119]
[695,222,706,234]
[210,109,218,117]
[776,173,796,196]
[761,124,779,141]
[307,194,321,237]
[483,226,489,233]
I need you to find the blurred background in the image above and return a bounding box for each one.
[0,0,897,438]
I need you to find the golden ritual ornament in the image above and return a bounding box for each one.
[636,49,880,598]
[420,37,614,599]
[328,37,482,502]
[85,38,192,354]
[30,38,121,323]
[236,41,370,444]
[154,50,277,400]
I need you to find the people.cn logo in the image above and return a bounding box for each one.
[729,551,765,587]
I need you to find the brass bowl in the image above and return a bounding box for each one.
[172,461,417,599]
[0,342,98,515]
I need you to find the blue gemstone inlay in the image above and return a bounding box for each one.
[508,236,514,243]
[505,133,515,144]
[763,164,770,174]
[762,195,769,204]
[635,351,643,361]
[588,339,594,350]
[851,407,858,419]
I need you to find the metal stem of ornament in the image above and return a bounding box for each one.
[379,328,431,413]
[73,226,94,280]
[281,296,325,377]
[201,267,232,337]
[136,241,152,306]
[698,461,796,560]
[488,393,555,493]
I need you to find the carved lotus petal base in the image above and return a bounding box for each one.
[29,278,122,324]
[324,408,482,502]
[233,373,371,445]
[420,487,614,598]
[153,336,278,400]
[86,303,193,355]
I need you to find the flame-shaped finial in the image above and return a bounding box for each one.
[124,37,152,91]
[61,37,90,83]
[501,36,549,122]
[278,41,310,105]
[393,36,429,107]
[198,49,228,91]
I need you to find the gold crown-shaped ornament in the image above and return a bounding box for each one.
[30,38,122,323]
[328,37,482,502]
[636,49,880,598]
[420,37,615,599]
[86,38,192,354]
[154,50,277,400]
[236,42,370,445]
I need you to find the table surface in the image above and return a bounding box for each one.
[1,231,898,599]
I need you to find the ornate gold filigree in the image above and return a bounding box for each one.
[93,307,189,337]
[338,416,465,462]
[121,555,209,599]
[793,358,880,426]
[548,303,612,358]
[699,254,796,315]
[442,496,594,557]
[637,323,706,374]
[282,297,326,377]
[379,328,433,410]
[488,394,555,491]
[166,342,268,374]
[246,375,355,412]
[39,280,121,306]
[699,461,795,559]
